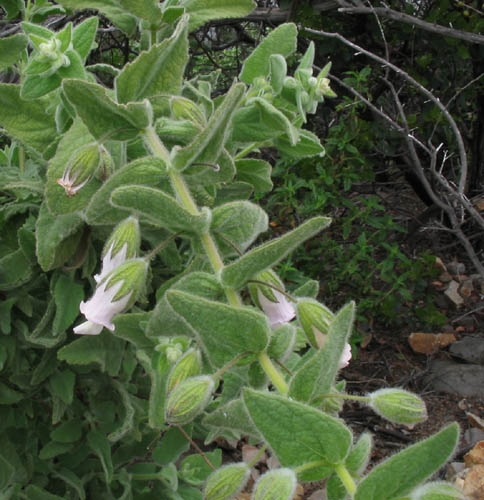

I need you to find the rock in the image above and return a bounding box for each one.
[426,360,484,398]
[467,412,484,431]
[448,261,466,275]
[462,464,484,499]
[463,428,484,449]
[449,337,484,365]
[465,441,484,466]
[460,279,475,297]
[409,332,456,354]
[307,490,327,500]
[444,280,464,306]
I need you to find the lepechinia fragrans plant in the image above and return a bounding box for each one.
[0,1,462,498]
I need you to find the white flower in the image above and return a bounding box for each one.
[94,242,128,283]
[73,279,131,335]
[257,289,296,329]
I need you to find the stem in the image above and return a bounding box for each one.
[258,352,289,395]
[176,424,216,471]
[143,127,287,392]
[319,393,370,403]
[19,145,25,173]
[214,352,249,379]
[247,444,268,468]
[335,463,356,497]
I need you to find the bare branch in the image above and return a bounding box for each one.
[337,4,484,45]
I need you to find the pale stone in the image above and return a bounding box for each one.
[409,332,456,354]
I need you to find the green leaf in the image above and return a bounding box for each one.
[0,249,32,291]
[38,441,73,460]
[0,381,23,404]
[172,82,246,171]
[49,369,76,405]
[235,159,273,193]
[53,468,86,500]
[72,16,99,61]
[0,83,57,156]
[221,216,331,289]
[56,0,137,35]
[110,185,211,235]
[50,419,82,443]
[240,23,297,84]
[354,423,459,500]
[57,332,125,376]
[62,79,151,141]
[293,279,319,298]
[276,129,325,158]
[0,34,27,71]
[113,312,155,351]
[165,290,270,368]
[182,0,256,31]
[119,0,162,24]
[153,426,191,466]
[115,16,188,103]
[243,389,352,481]
[35,202,84,271]
[203,398,261,439]
[85,156,167,225]
[24,484,65,500]
[180,449,222,486]
[289,302,355,402]
[87,429,114,484]
[53,274,84,335]
[183,149,236,186]
[0,0,24,20]
[211,201,268,256]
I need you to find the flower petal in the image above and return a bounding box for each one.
[258,289,296,329]
[73,320,104,335]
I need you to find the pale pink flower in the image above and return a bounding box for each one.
[73,279,131,335]
[257,289,296,329]
[94,242,128,283]
[312,326,352,369]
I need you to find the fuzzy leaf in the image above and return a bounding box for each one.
[354,423,459,500]
[57,332,125,377]
[243,389,352,481]
[110,185,211,235]
[182,0,256,31]
[53,274,84,335]
[211,201,268,256]
[115,16,188,103]
[63,79,151,141]
[235,158,273,193]
[87,429,114,484]
[49,369,76,405]
[0,249,32,291]
[276,129,325,158]
[35,202,84,271]
[72,16,99,61]
[119,0,162,24]
[85,156,167,225]
[0,34,27,71]
[165,290,270,368]
[55,0,137,35]
[289,302,355,402]
[172,82,245,171]
[0,83,57,156]
[221,216,331,289]
[240,23,297,84]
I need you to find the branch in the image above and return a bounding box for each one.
[303,27,469,194]
[338,5,484,45]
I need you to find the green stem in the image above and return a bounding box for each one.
[143,128,288,393]
[294,460,329,475]
[258,352,289,395]
[247,444,268,468]
[335,463,356,497]
[19,145,25,173]
[319,393,370,403]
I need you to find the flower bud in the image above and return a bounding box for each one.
[249,270,295,329]
[204,463,250,500]
[94,216,140,283]
[74,258,147,335]
[56,142,101,197]
[166,348,202,393]
[165,375,214,424]
[315,76,337,99]
[410,481,465,500]
[297,298,334,347]
[170,96,206,126]
[252,468,297,500]
[368,388,427,427]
